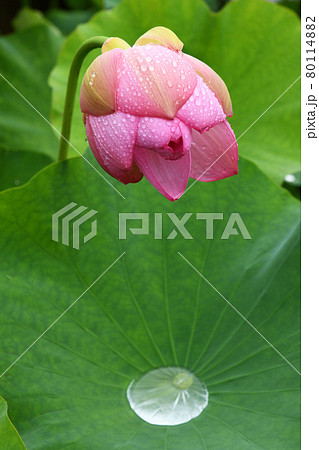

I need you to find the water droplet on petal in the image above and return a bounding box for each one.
[167,80,173,88]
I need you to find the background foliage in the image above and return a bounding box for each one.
[0,155,300,448]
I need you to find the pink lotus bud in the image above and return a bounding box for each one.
[80,27,238,201]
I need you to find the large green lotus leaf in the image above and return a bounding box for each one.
[0,152,300,448]
[49,0,300,183]
[0,396,26,449]
[0,24,64,159]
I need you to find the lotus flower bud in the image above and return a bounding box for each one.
[80,27,238,200]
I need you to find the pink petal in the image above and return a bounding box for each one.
[80,48,122,117]
[116,44,197,120]
[177,75,226,132]
[183,53,233,117]
[190,120,238,182]
[134,147,191,201]
[136,117,192,160]
[86,112,143,184]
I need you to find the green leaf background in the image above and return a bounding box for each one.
[0,24,64,158]
[0,22,64,191]
[0,396,26,449]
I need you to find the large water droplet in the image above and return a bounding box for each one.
[126,367,208,426]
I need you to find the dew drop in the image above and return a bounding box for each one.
[284,174,296,183]
[149,65,155,72]
[126,367,208,426]
[167,80,173,88]
[141,64,147,72]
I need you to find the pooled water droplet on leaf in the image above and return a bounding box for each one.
[126,367,208,426]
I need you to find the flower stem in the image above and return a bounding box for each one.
[58,36,108,161]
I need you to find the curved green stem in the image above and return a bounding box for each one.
[58,36,108,161]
